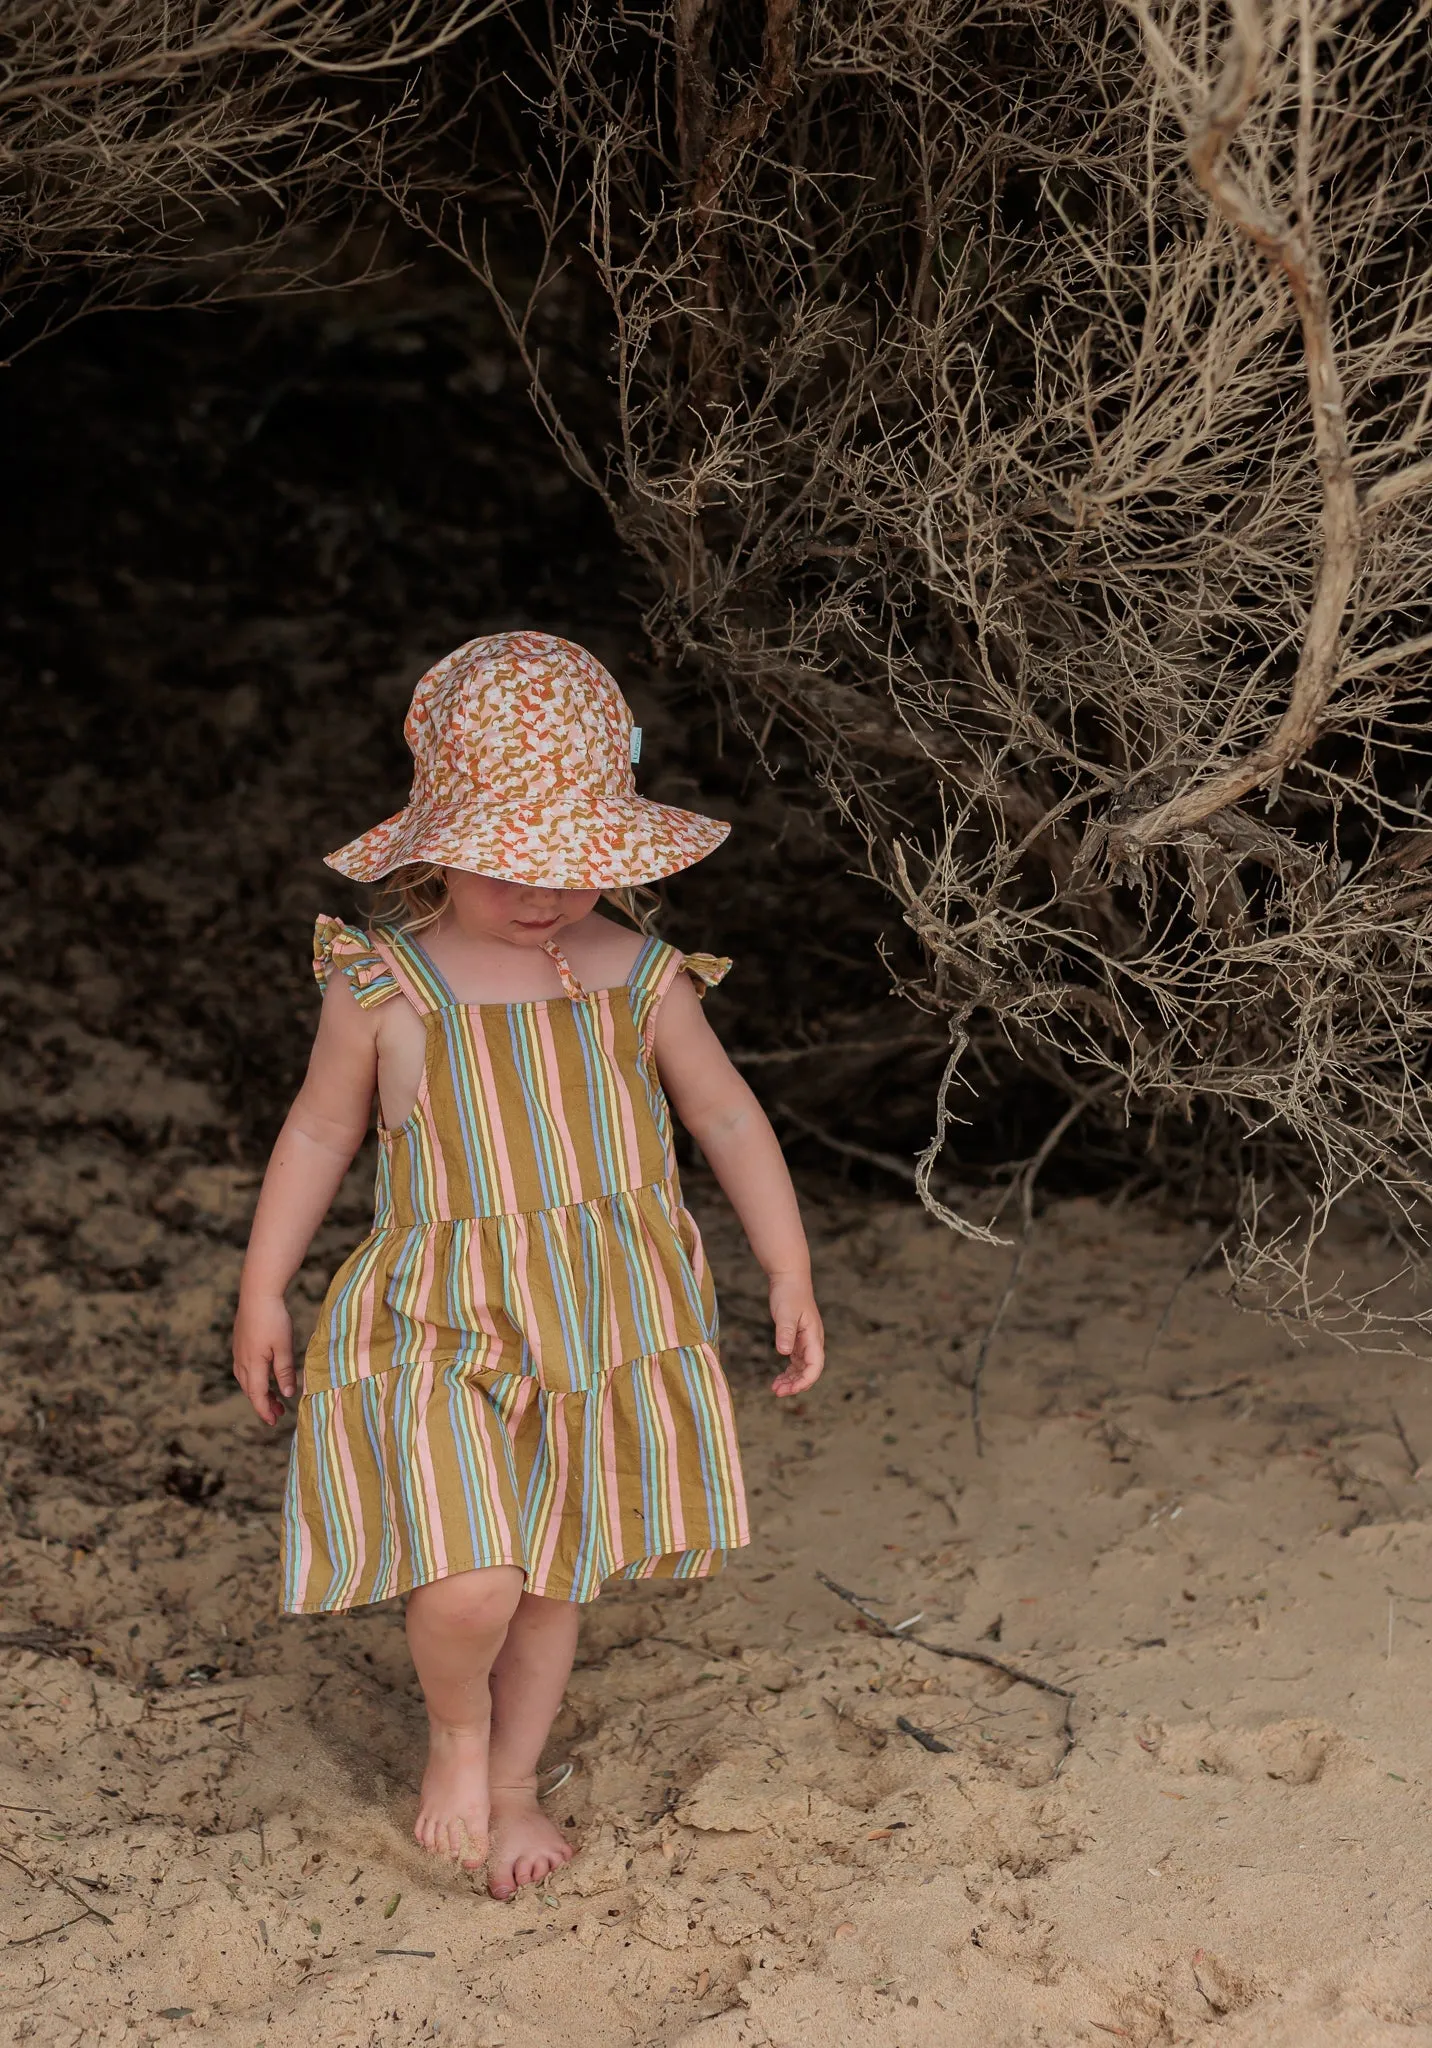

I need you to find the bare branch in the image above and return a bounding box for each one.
[452,0,1432,1345]
[1112,0,1360,851]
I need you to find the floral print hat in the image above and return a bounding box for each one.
[326,631,730,889]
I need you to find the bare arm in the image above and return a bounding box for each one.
[654,975,824,1396]
[232,977,380,1423]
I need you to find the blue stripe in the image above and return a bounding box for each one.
[442,1361,516,1568]
[444,1013,499,1216]
[507,1006,568,1208]
[628,1358,669,1554]
[676,1344,738,1547]
[570,998,625,1194]
[358,1377,399,1598]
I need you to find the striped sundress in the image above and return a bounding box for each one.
[280,917,750,1613]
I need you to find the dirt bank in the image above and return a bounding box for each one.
[2,976,1430,2046]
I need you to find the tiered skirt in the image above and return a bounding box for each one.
[281,1183,749,1611]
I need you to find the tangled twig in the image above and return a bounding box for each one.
[0,0,503,337]
[484,0,1432,1342]
[814,1571,1072,1702]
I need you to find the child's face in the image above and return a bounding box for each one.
[444,868,600,948]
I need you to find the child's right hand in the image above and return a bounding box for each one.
[232,1295,298,1424]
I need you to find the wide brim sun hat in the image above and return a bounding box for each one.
[326,631,730,890]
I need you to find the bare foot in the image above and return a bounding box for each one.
[486,1780,574,1901]
[414,1724,491,1869]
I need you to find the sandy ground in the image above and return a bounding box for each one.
[3,969,1432,2046]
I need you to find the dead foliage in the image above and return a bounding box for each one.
[466,0,1432,1336]
[0,0,502,334]
[9,1,1432,1336]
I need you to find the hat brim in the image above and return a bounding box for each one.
[325,793,730,889]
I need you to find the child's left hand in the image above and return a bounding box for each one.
[769,1272,825,1396]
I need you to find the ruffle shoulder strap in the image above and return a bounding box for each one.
[679,951,733,997]
[312,915,400,1009]
[632,939,733,1054]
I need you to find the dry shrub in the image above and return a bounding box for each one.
[476,0,1432,1337]
[0,0,502,332]
[8,0,1432,1340]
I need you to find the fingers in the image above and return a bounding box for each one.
[232,1300,295,1424]
[771,1354,821,1395]
[233,1348,286,1425]
[273,1340,298,1400]
[772,1359,822,1396]
[770,1312,825,1396]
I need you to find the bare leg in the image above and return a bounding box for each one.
[405,1565,525,1869]
[485,1592,581,1901]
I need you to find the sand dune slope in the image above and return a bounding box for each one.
[2,987,1430,2044]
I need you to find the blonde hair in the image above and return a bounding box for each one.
[368,866,661,936]
[370,863,449,934]
[603,885,661,933]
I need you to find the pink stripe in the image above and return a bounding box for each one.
[641,954,683,1061]
[600,1372,622,1570]
[529,1395,570,1592]
[503,1213,552,1387]
[324,1390,371,1601]
[601,1212,625,1377]
[645,1356,687,1551]
[407,1225,442,1368]
[416,1067,449,1215]
[464,1393,522,1573]
[701,1341,751,1543]
[368,935,435,1017]
[407,1359,450,1580]
[685,1209,708,1291]
[465,1015,521,1214]
[599,993,646,1189]
[532,1004,584,1202]
[636,1194,683,1349]
[455,1221,507,1374]
[502,1374,538,1441]
[351,1253,378,1381]
[289,1428,315,1605]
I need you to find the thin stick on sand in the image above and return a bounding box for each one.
[0,1845,113,1933]
[895,1715,953,1755]
[1389,1407,1422,1479]
[7,1910,93,1947]
[815,1571,1076,1767]
[1142,1224,1238,1372]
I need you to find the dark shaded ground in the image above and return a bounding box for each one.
[0,284,944,1181]
[3,290,1432,2048]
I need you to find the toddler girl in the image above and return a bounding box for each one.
[231,632,824,1900]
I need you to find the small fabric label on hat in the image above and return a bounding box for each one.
[630,727,643,764]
